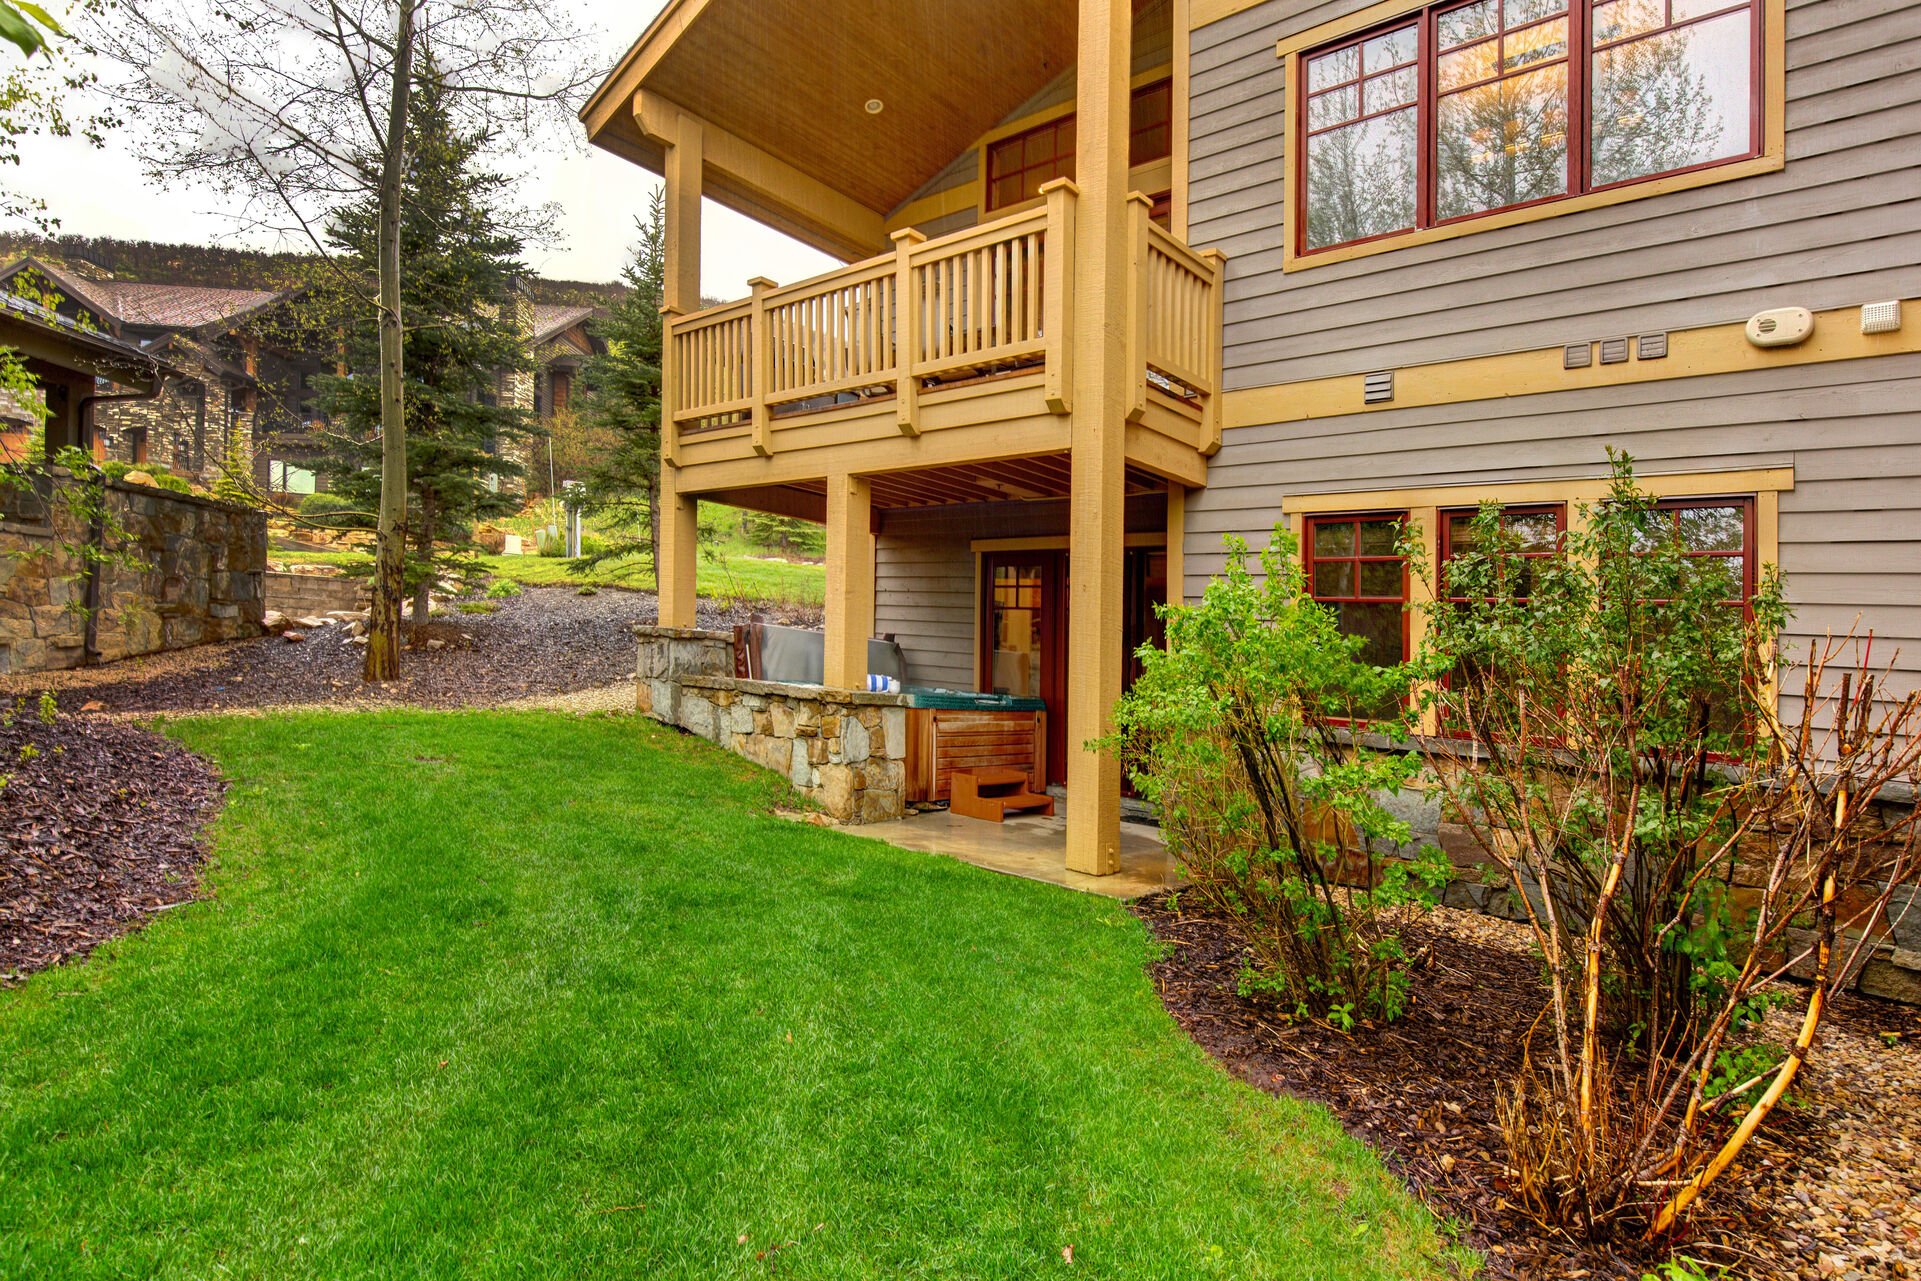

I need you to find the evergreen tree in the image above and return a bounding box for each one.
[576,191,665,574]
[310,64,539,625]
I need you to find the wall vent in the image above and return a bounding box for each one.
[1637,332,1668,360]
[1363,371,1395,404]
[1564,344,1592,369]
[1862,300,1902,335]
[1599,337,1630,365]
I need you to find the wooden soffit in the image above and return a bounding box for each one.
[583,0,1089,258]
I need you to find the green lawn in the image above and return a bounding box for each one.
[0,713,1458,1279]
[270,548,825,605]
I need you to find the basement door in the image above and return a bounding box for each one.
[979,547,1168,789]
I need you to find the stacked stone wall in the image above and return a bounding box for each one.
[635,626,910,823]
[0,474,265,673]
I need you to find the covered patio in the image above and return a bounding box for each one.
[586,0,1222,877]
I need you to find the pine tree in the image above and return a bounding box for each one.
[576,191,666,574]
[309,64,540,627]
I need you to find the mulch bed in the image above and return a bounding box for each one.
[4,588,825,716]
[1134,893,1921,1280]
[1,704,224,982]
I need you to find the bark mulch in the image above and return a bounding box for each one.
[1134,893,1921,1281]
[1,702,223,983]
[4,588,825,716]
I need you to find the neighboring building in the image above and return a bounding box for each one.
[0,299,268,674]
[0,256,298,486]
[582,0,1919,874]
[0,253,611,499]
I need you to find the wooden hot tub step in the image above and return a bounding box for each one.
[949,768,1055,822]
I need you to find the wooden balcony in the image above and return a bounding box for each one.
[662,182,1224,504]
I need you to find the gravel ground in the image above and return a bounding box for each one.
[3,589,823,715]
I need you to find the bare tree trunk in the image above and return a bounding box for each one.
[646,472,661,582]
[411,489,435,630]
[365,0,417,682]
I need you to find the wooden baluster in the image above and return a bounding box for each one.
[891,228,925,436]
[748,278,775,456]
[1040,179,1077,415]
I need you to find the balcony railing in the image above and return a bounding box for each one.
[665,181,1223,459]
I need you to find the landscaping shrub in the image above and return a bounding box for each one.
[1110,529,1449,1027]
[297,491,369,526]
[484,578,521,599]
[1416,455,1921,1239]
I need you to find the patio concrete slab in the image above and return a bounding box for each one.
[849,808,1179,900]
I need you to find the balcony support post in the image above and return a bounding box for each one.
[823,473,876,690]
[891,229,926,436]
[1065,0,1133,877]
[657,466,699,629]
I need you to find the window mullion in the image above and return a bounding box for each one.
[1570,0,1591,195]
[1418,7,1437,230]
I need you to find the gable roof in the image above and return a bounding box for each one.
[0,255,290,336]
[530,303,599,346]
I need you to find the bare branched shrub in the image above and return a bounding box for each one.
[1418,456,1921,1238]
[1111,530,1450,1027]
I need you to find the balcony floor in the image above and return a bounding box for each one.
[844,807,1178,900]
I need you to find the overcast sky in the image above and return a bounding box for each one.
[11,0,838,298]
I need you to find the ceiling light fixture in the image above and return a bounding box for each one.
[864,98,884,115]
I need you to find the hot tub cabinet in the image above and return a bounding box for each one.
[902,691,1048,804]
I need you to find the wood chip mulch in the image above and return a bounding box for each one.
[1134,894,1921,1281]
[1,703,224,983]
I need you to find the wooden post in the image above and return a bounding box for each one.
[657,463,699,629]
[891,229,925,435]
[659,304,682,468]
[823,473,876,689]
[1065,0,1132,877]
[1040,178,1078,416]
[747,277,776,457]
[1166,481,1186,608]
[662,111,704,315]
[1198,247,1226,456]
[1126,190,1151,424]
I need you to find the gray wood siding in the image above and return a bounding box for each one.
[1188,0,1921,389]
[875,495,1170,690]
[1181,357,1921,702]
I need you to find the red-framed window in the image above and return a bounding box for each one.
[1306,513,1411,669]
[1633,496,1755,607]
[1439,503,1566,601]
[986,79,1177,212]
[988,116,1077,212]
[1296,0,1763,254]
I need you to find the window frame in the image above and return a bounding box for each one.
[982,77,1178,215]
[1304,510,1414,665]
[1437,501,1568,603]
[1280,0,1780,267]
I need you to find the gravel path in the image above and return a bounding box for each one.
[3,590,821,715]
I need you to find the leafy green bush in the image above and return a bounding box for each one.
[297,492,370,526]
[484,578,521,599]
[457,601,501,615]
[1109,528,1447,1026]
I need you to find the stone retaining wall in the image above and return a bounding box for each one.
[1,474,266,674]
[265,569,368,617]
[635,626,910,823]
